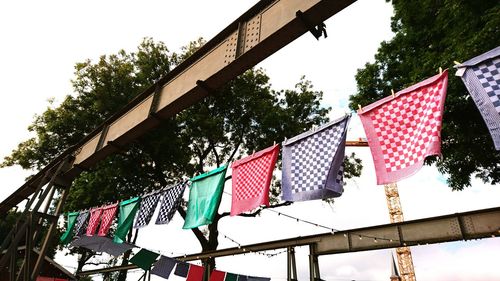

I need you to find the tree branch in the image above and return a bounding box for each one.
[177,206,208,248]
[227,140,242,164]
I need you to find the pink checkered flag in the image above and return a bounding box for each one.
[230,144,279,216]
[359,71,448,185]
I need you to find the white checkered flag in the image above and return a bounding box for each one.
[456,46,500,150]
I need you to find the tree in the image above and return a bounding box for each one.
[2,38,361,278]
[350,0,500,190]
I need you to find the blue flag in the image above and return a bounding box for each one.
[282,115,349,201]
[456,46,500,150]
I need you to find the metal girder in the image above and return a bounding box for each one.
[0,0,356,215]
[78,206,500,276]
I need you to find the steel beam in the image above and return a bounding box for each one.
[78,206,500,276]
[0,0,357,214]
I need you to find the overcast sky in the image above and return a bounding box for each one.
[0,0,499,280]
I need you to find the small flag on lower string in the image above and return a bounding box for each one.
[155,182,188,225]
[281,115,350,201]
[134,192,161,229]
[231,144,279,216]
[186,264,205,281]
[247,277,271,281]
[359,71,448,184]
[456,46,500,150]
[114,197,141,243]
[174,261,190,277]
[130,249,160,271]
[224,273,238,281]
[60,212,79,245]
[209,270,226,281]
[183,165,228,229]
[97,203,118,237]
[151,256,177,279]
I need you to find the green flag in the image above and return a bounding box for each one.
[129,249,159,270]
[224,273,238,281]
[60,212,79,245]
[113,197,141,244]
[183,165,228,229]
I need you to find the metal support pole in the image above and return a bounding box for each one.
[30,183,71,281]
[309,244,321,281]
[287,247,297,281]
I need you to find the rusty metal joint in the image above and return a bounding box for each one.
[296,10,327,40]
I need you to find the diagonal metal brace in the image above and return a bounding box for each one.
[296,10,327,40]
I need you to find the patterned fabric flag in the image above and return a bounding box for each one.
[73,210,89,237]
[209,270,226,281]
[282,115,350,201]
[151,256,177,279]
[186,264,205,281]
[224,273,238,281]
[359,71,448,184]
[155,182,187,225]
[130,249,160,270]
[97,203,118,237]
[230,145,279,216]
[86,207,103,236]
[183,165,228,229]
[134,192,161,229]
[456,46,500,150]
[174,261,190,277]
[60,212,79,245]
[114,197,141,244]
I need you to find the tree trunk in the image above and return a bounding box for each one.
[201,215,221,281]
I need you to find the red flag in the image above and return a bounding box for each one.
[86,207,103,236]
[230,144,279,216]
[186,264,205,281]
[97,203,118,236]
[359,71,448,184]
[209,270,226,281]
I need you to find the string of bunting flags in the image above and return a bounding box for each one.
[57,46,500,277]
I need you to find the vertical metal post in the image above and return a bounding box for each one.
[287,247,297,281]
[309,245,315,281]
[309,244,321,281]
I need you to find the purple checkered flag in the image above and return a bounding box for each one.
[281,115,350,201]
[155,182,187,225]
[134,192,161,229]
[456,46,500,150]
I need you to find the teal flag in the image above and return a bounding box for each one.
[183,165,228,229]
[60,212,79,245]
[113,197,141,244]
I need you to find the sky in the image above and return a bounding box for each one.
[0,0,499,280]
